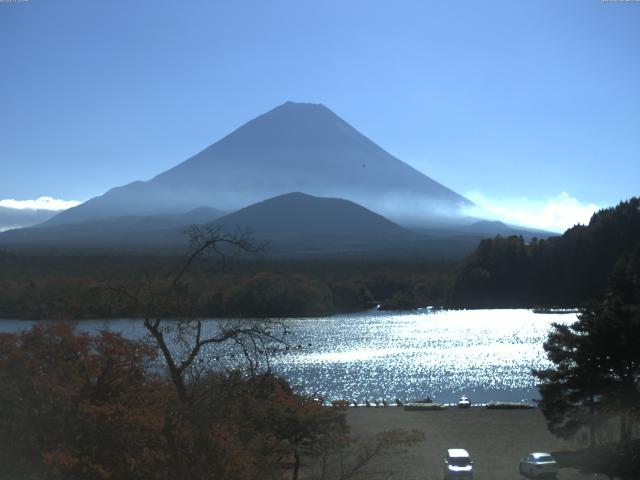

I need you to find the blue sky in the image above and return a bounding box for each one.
[1,0,638,230]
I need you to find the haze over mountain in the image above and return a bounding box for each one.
[206,192,496,258]
[2,192,419,253]
[451,220,551,240]
[45,102,472,228]
[0,99,554,257]
[0,206,58,232]
[213,192,406,238]
[210,192,413,255]
[0,207,224,251]
[0,192,499,259]
[0,193,425,257]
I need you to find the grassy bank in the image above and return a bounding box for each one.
[322,407,593,480]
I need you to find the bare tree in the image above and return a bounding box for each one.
[106,225,425,480]
[112,225,291,393]
[107,225,293,478]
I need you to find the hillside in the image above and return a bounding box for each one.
[0,207,224,251]
[214,192,407,238]
[450,197,640,307]
[207,192,423,256]
[0,192,488,259]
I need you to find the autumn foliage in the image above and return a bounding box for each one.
[0,323,167,479]
[0,323,355,480]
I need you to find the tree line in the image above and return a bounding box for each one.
[451,197,640,308]
[0,252,454,319]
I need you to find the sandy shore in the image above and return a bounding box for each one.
[336,407,593,480]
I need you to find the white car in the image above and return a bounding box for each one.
[519,452,558,478]
[444,448,473,479]
[457,396,471,408]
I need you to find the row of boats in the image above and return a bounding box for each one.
[330,396,534,409]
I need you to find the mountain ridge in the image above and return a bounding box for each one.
[211,191,409,239]
[0,192,488,259]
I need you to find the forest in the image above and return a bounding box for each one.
[451,197,640,308]
[533,225,640,479]
[0,252,454,319]
[1,197,638,320]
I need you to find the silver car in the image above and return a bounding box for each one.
[444,448,473,479]
[519,452,558,478]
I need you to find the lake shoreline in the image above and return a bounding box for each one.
[0,305,581,322]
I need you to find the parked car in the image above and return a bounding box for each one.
[519,452,558,478]
[444,448,473,479]
[457,396,471,408]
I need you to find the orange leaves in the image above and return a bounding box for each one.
[0,323,167,480]
[43,450,81,468]
[1,324,357,480]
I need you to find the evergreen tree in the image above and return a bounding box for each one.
[534,242,640,446]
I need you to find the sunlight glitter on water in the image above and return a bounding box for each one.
[272,309,576,403]
[0,309,576,404]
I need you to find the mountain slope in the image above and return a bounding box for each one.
[0,206,58,231]
[0,193,485,258]
[45,102,472,227]
[212,192,408,239]
[0,207,224,250]
[457,220,553,239]
[0,193,413,253]
[205,192,420,256]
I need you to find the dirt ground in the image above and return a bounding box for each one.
[337,407,594,480]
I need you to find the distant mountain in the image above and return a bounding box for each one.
[213,192,407,238]
[0,193,414,254]
[463,220,513,235]
[0,207,224,250]
[200,193,492,258]
[458,220,552,239]
[408,219,554,241]
[0,206,57,232]
[0,192,486,259]
[209,192,416,255]
[44,102,472,227]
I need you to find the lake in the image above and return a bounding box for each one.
[0,308,576,405]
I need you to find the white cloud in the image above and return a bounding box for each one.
[0,196,81,211]
[464,191,599,233]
